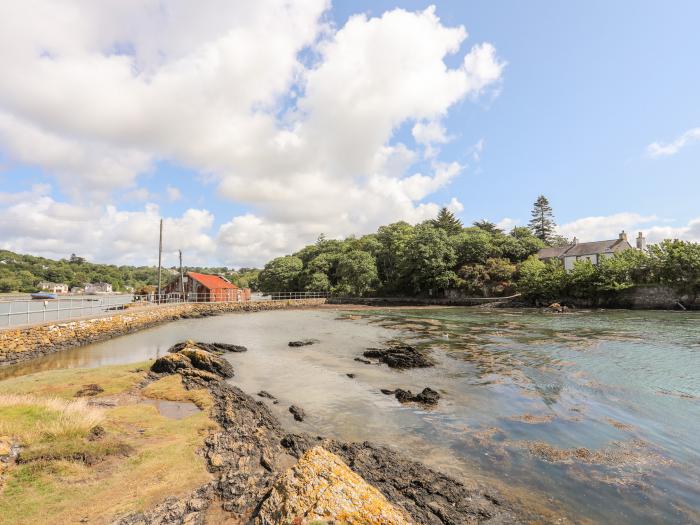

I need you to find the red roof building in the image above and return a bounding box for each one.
[165,271,250,303]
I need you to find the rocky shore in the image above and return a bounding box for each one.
[116,341,523,524]
[0,299,325,367]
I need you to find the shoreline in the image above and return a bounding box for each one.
[120,342,527,524]
[0,299,326,367]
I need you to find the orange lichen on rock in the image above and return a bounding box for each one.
[255,446,412,525]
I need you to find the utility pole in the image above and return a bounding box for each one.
[179,249,185,299]
[157,219,163,300]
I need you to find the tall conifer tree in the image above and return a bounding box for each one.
[431,207,463,235]
[528,195,556,244]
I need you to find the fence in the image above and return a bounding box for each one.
[0,291,330,329]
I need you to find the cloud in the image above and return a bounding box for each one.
[166,185,182,202]
[0,2,505,266]
[558,213,658,241]
[646,127,700,158]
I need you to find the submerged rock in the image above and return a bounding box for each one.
[289,405,306,422]
[257,390,277,400]
[363,345,433,369]
[74,384,104,397]
[346,373,356,379]
[288,339,319,347]
[381,387,440,406]
[255,446,411,524]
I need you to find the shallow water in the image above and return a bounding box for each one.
[2,307,700,523]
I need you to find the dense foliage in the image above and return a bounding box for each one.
[0,250,259,293]
[257,208,546,296]
[518,240,700,301]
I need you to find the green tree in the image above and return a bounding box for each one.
[472,220,503,234]
[649,240,700,290]
[375,221,415,293]
[431,207,463,235]
[453,228,496,265]
[401,223,457,294]
[336,250,378,296]
[304,272,331,292]
[528,195,557,244]
[258,256,304,292]
[517,256,566,301]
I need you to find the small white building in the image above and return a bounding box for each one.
[85,282,114,294]
[537,231,646,271]
[38,281,69,294]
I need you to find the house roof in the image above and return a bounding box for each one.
[537,239,632,259]
[187,271,237,290]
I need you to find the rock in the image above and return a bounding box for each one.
[354,357,372,364]
[179,347,235,379]
[346,373,356,379]
[255,446,411,525]
[289,405,305,422]
[74,384,104,397]
[87,425,106,441]
[363,345,433,369]
[151,353,193,374]
[257,390,277,400]
[168,341,247,354]
[381,387,440,406]
[287,339,319,347]
[281,435,520,525]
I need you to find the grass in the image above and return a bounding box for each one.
[142,374,213,410]
[0,364,216,524]
[0,361,151,399]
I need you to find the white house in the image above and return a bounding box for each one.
[537,231,646,271]
[85,282,114,294]
[38,281,69,294]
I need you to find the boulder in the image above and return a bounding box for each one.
[179,348,235,379]
[74,384,105,397]
[289,405,306,422]
[363,345,433,369]
[381,387,440,406]
[288,339,319,347]
[255,446,410,525]
[151,352,193,374]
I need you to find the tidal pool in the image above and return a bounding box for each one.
[2,307,699,523]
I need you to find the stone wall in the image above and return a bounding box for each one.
[0,299,326,367]
[559,285,699,310]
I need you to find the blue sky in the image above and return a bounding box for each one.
[0,1,698,266]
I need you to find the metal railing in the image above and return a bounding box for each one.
[0,290,330,329]
[257,291,331,301]
[0,294,135,329]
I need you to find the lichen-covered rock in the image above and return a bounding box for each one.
[179,348,235,379]
[151,352,193,374]
[255,446,411,525]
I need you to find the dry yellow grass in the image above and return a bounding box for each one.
[142,374,213,410]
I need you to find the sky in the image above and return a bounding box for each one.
[0,0,699,268]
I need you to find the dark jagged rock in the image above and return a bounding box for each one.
[281,434,519,524]
[180,348,235,379]
[288,339,319,347]
[354,357,372,364]
[74,384,104,397]
[346,373,356,379]
[257,390,277,400]
[382,387,440,406]
[168,341,247,354]
[362,344,433,369]
[151,353,193,374]
[289,405,306,422]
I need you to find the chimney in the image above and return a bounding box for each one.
[572,237,578,245]
[636,232,647,251]
[619,230,628,242]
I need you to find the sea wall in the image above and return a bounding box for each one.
[0,299,326,367]
[559,285,699,310]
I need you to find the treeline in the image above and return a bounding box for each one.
[0,251,260,293]
[520,240,700,302]
[258,209,546,296]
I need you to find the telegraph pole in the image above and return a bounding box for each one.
[179,249,185,298]
[157,219,163,299]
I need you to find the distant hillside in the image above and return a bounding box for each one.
[0,250,259,293]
